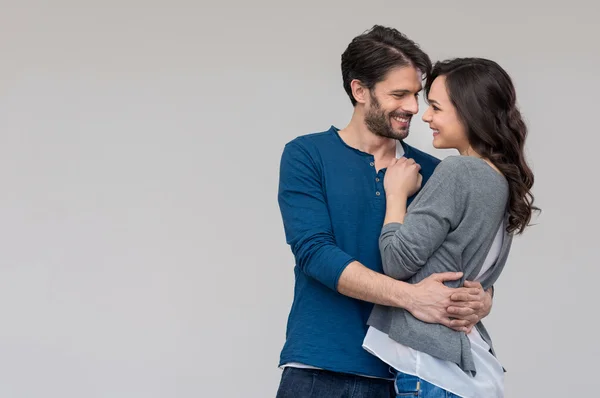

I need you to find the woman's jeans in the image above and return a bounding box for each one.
[394,371,462,398]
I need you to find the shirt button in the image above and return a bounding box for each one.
[375,191,381,196]
[370,162,375,167]
[375,178,380,182]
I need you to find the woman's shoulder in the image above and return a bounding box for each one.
[437,155,487,168]
[438,156,504,178]
[433,155,472,177]
[433,156,508,195]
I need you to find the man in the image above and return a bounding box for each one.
[276,25,493,398]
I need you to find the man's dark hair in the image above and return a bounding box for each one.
[341,25,432,106]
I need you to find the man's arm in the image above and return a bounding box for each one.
[338,261,482,330]
[278,141,355,290]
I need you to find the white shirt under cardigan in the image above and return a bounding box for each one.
[363,220,506,398]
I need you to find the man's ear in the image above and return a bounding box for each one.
[350,79,369,105]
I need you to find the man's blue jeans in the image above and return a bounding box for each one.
[275,367,394,398]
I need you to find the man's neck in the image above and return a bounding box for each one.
[338,113,397,160]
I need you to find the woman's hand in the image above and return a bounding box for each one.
[384,157,423,198]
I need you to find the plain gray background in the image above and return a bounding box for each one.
[0,1,598,397]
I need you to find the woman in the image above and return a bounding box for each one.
[363,58,537,398]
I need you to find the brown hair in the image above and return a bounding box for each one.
[425,58,539,234]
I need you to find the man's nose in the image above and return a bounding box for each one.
[404,96,419,115]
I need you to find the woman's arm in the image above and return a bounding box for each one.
[380,157,468,280]
[380,157,494,328]
[383,194,408,225]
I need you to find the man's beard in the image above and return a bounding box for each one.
[365,93,412,140]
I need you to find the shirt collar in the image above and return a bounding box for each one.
[396,140,406,159]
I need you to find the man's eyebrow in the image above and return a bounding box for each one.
[389,89,410,94]
[389,89,421,95]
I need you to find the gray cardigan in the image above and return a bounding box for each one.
[367,156,513,375]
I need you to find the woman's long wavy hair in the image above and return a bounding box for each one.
[425,58,539,234]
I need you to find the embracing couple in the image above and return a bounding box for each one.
[275,25,537,398]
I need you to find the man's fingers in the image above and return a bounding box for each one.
[441,315,477,332]
[449,319,470,328]
[450,315,478,327]
[439,317,454,329]
[450,292,469,302]
[431,272,463,283]
[450,288,482,301]
[447,306,476,317]
[448,299,483,312]
[446,301,471,308]
[446,306,477,316]
[447,319,470,332]
[463,280,483,289]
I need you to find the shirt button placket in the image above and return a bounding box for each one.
[375,177,382,196]
[370,160,380,197]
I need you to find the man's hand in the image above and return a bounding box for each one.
[446,281,493,333]
[405,272,483,332]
